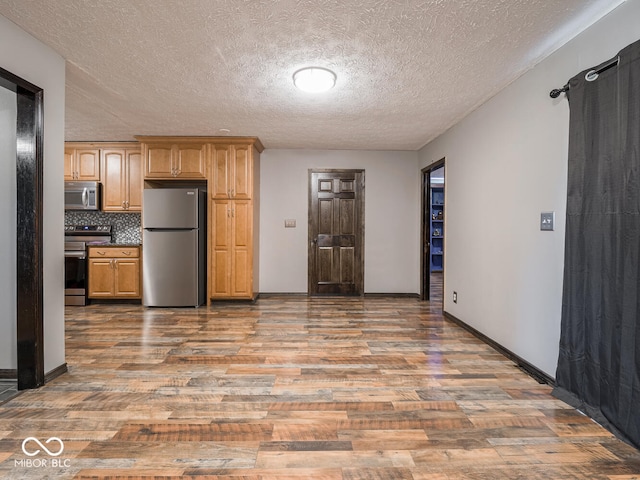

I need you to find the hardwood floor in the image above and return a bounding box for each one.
[0,380,18,404]
[0,278,639,478]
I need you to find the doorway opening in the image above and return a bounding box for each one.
[421,160,445,302]
[308,169,365,295]
[0,66,45,390]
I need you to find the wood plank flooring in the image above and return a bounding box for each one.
[0,276,639,478]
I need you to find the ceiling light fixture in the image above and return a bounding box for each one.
[293,67,337,93]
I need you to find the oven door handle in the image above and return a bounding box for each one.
[65,251,86,259]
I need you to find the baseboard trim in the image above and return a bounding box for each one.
[258,292,308,298]
[0,366,69,383]
[209,296,259,304]
[258,292,421,299]
[443,311,555,386]
[89,299,142,305]
[45,363,68,384]
[364,293,421,298]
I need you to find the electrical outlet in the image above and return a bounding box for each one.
[453,291,457,304]
[284,219,296,228]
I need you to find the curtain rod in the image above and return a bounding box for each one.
[549,56,620,98]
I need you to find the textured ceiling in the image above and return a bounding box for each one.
[0,0,624,150]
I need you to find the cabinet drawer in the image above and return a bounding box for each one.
[89,246,140,258]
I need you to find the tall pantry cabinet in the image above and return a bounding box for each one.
[209,141,262,302]
[136,136,263,304]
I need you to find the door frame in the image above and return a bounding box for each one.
[308,169,365,296]
[0,66,45,389]
[421,158,445,301]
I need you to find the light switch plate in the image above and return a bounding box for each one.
[284,219,296,228]
[540,212,555,231]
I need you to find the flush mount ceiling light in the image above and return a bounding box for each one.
[293,67,337,93]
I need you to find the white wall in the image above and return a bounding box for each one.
[418,0,640,377]
[0,15,66,374]
[0,87,17,369]
[260,149,420,294]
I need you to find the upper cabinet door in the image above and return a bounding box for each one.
[210,145,252,199]
[102,150,126,211]
[76,149,101,180]
[127,150,142,211]
[101,147,141,212]
[232,145,252,199]
[64,149,75,180]
[142,142,207,179]
[64,145,100,181]
[211,145,231,199]
[144,144,173,178]
[174,143,207,178]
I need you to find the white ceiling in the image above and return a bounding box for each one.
[0,0,623,150]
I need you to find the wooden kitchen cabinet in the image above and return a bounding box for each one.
[88,246,141,299]
[208,138,262,302]
[101,144,142,212]
[211,144,252,199]
[137,138,207,179]
[64,144,100,181]
[136,135,263,303]
[210,199,253,298]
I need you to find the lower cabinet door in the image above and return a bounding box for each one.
[114,259,140,297]
[88,259,115,297]
[210,199,254,299]
[88,256,141,299]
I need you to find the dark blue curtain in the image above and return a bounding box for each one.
[553,39,640,449]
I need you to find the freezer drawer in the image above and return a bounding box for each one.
[142,229,204,307]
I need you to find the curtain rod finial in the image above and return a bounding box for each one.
[550,84,569,98]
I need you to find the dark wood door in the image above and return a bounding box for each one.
[309,169,364,295]
[421,167,431,300]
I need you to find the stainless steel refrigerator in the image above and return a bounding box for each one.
[142,188,206,307]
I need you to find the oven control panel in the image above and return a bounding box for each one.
[65,225,112,234]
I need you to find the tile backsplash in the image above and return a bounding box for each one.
[65,211,141,244]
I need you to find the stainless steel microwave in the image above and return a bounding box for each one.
[64,181,100,210]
